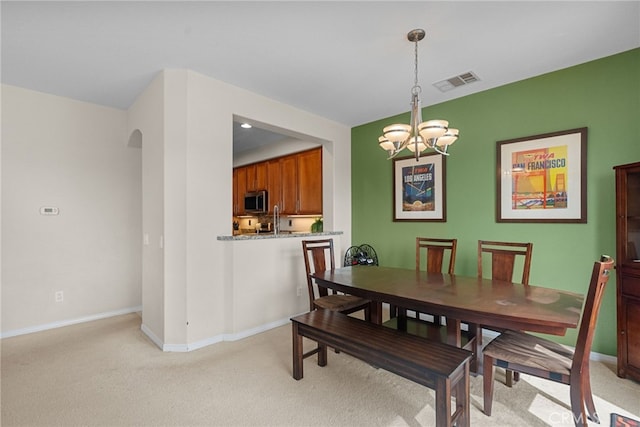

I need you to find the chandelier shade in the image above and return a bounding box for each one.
[378,29,461,161]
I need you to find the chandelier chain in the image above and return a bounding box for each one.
[412,35,421,96]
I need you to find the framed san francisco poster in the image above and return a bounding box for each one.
[393,152,446,222]
[496,127,587,223]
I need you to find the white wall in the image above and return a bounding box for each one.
[126,73,166,344]
[1,84,142,335]
[1,68,352,348]
[125,69,352,349]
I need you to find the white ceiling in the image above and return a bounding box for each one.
[3,1,639,149]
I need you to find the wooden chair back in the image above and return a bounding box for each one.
[482,255,615,424]
[478,240,533,285]
[572,255,614,376]
[416,238,457,274]
[302,239,336,311]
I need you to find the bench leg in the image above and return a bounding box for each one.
[434,377,452,427]
[455,362,470,427]
[434,363,470,427]
[292,323,303,380]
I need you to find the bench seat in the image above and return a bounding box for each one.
[291,310,472,427]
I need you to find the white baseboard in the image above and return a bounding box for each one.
[144,314,306,352]
[0,306,143,339]
[3,308,621,366]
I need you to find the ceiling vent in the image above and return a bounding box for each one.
[433,71,480,92]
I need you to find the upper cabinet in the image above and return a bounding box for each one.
[266,158,283,212]
[233,147,323,216]
[280,154,298,214]
[246,162,267,192]
[296,148,323,214]
[233,166,248,216]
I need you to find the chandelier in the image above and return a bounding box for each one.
[378,29,460,161]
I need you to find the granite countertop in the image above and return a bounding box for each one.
[217,231,343,241]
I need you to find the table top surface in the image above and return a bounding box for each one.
[311,266,584,335]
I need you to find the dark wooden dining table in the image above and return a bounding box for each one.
[311,265,584,348]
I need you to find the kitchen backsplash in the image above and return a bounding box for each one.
[233,216,321,234]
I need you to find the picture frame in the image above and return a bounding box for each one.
[393,152,446,222]
[496,127,587,223]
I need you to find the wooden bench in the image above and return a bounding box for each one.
[291,310,472,427]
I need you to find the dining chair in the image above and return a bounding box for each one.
[302,239,371,320]
[478,240,533,286]
[392,238,458,324]
[474,240,533,383]
[475,240,533,337]
[482,255,615,427]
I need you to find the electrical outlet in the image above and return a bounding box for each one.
[296,287,302,297]
[55,291,64,302]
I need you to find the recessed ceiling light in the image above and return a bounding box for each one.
[240,123,252,129]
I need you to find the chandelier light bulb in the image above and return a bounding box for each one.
[436,128,459,147]
[406,136,426,153]
[383,124,411,144]
[378,136,395,152]
[418,119,448,141]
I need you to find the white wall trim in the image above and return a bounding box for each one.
[140,323,164,350]
[0,306,142,339]
[156,314,309,352]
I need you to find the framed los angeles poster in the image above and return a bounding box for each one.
[496,127,587,223]
[393,152,446,222]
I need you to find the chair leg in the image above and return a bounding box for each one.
[472,323,483,345]
[483,354,495,416]
[389,304,397,319]
[582,366,599,423]
[569,377,588,427]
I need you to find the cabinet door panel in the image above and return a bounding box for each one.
[267,159,282,212]
[281,155,297,214]
[245,163,267,191]
[622,273,640,298]
[297,148,323,214]
[234,166,248,215]
[627,301,640,368]
[255,162,267,191]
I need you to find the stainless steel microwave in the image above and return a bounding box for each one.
[244,190,268,213]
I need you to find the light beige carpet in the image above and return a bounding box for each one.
[1,313,639,426]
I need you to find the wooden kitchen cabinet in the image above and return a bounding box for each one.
[280,154,298,214]
[297,148,323,214]
[614,161,640,381]
[245,162,267,191]
[279,148,322,215]
[233,162,268,215]
[266,158,282,212]
[233,147,323,216]
[233,166,248,216]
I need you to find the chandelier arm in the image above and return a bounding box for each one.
[433,144,451,156]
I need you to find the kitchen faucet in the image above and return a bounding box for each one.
[273,205,280,236]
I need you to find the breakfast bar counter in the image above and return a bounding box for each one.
[217,231,342,241]
[217,231,344,338]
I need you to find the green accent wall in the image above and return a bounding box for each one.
[351,48,640,356]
